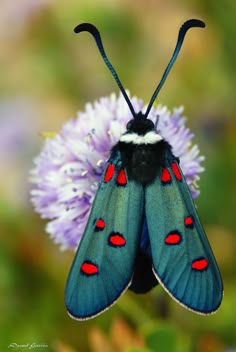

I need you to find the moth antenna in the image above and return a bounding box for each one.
[74,23,136,118]
[144,19,205,118]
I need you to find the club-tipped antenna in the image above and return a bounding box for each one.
[144,19,205,118]
[74,20,205,120]
[74,23,136,118]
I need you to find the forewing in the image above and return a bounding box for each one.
[65,151,144,320]
[145,153,223,314]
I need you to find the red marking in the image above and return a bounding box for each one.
[185,216,194,228]
[109,233,126,247]
[171,162,182,181]
[161,168,171,183]
[104,164,115,183]
[165,231,181,244]
[81,261,98,275]
[117,169,127,185]
[192,258,208,271]
[95,218,105,230]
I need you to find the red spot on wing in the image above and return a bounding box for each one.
[117,169,127,185]
[161,168,171,184]
[165,231,182,244]
[109,233,126,247]
[171,162,182,181]
[81,261,98,275]
[192,258,208,271]
[104,164,115,183]
[184,216,194,228]
[95,218,105,230]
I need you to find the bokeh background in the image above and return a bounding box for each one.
[1,0,236,351]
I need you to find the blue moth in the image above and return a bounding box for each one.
[65,19,223,320]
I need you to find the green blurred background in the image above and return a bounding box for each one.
[1,0,236,351]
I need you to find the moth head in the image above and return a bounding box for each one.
[126,113,155,135]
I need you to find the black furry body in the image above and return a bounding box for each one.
[112,139,173,184]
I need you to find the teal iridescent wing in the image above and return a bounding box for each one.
[145,150,223,314]
[65,151,144,320]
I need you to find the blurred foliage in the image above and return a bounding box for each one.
[0,0,236,351]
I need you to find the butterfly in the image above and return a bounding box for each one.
[65,19,223,320]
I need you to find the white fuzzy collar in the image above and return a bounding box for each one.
[119,131,163,145]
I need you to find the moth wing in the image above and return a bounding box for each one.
[145,152,223,314]
[65,151,144,320]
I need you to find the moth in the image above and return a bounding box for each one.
[65,19,223,320]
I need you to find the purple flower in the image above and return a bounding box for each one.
[30,92,204,250]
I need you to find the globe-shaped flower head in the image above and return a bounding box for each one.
[30,92,204,250]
